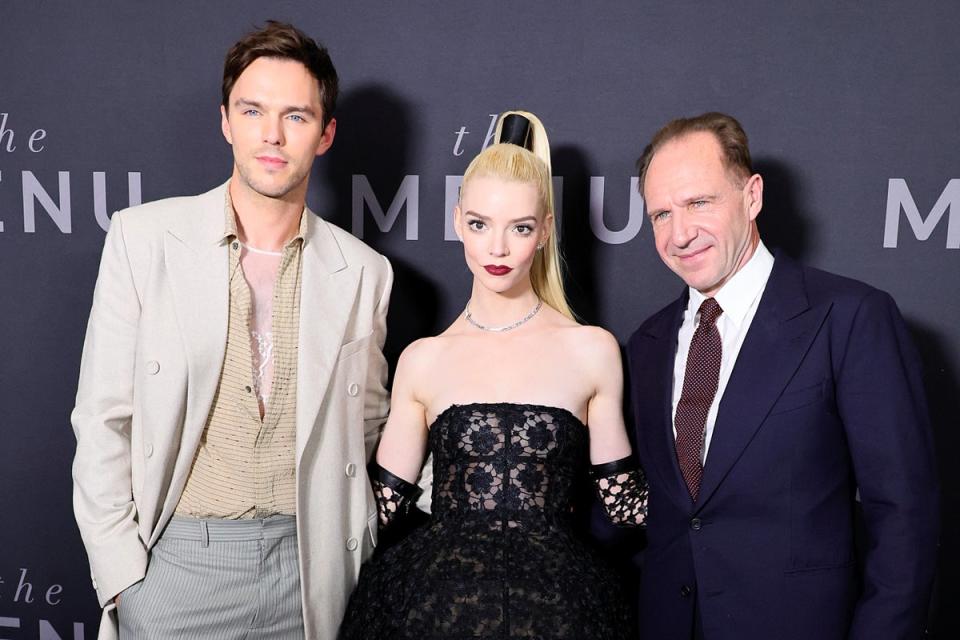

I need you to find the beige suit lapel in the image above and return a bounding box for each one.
[296,211,360,462]
[156,183,230,531]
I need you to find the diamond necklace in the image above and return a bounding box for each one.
[464,299,543,332]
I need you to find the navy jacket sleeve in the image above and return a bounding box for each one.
[837,290,939,639]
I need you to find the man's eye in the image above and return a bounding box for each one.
[692,200,707,208]
[288,114,305,123]
[243,109,260,117]
[652,210,670,223]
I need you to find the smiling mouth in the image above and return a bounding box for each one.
[676,246,710,261]
[484,265,512,276]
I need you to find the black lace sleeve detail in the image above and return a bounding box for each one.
[370,462,423,529]
[590,455,648,527]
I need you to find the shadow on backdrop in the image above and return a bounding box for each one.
[553,145,600,326]
[757,156,952,634]
[318,84,439,374]
[554,145,642,632]
[758,158,952,633]
[754,157,812,261]
[759,158,950,634]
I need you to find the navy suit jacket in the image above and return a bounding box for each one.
[627,253,939,640]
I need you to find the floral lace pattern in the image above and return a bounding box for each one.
[371,463,422,528]
[341,403,637,639]
[433,406,578,526]
[591,456,649,527]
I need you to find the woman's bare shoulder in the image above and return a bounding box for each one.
[560,324,623,370]
[397,335,445,370]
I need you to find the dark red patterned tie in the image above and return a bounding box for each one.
[675,298,723,501]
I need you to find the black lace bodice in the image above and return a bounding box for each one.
[428,403,589,527]
[342,403,639,639]
[373,403,648,530]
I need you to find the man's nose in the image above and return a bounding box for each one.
[670,209,695,247]
[262,116,284,146]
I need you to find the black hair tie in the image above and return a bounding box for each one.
[498,113,532,150]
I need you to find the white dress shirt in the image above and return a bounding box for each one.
[672,241,775,463]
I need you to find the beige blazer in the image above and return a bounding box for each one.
[71,182,391,640]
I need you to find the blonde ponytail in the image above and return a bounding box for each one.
[463,110,574,320]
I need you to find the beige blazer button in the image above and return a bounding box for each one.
[146,360,160,375]
[346,537,359,551]
[145,443,154,457]
[347,383,360,397]
[345,463,357,477]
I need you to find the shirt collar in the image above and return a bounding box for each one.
[221,188,308,248]
[687,240,775,328]
[221,189,238,242]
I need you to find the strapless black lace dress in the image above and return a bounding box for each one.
[339,403,643,639]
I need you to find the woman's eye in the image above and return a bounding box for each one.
[514,224,533,235]
[467,220,486,231]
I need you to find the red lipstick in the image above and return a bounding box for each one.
[484,264,512,276]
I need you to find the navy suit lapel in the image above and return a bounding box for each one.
[633,290,692,512]
[695,254,830,510]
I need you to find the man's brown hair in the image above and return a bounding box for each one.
[637,112,753,192]
[222,21,338,127]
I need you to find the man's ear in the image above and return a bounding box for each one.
[220,105,233,145]
[745,173,763,221]
[315,117,336,156]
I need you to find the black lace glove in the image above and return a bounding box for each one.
[590,455,649,527]
[370,462,423,530]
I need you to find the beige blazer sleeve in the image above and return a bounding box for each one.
[363,255,393,462]
[71,211,148,606]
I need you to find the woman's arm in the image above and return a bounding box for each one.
[583,328,648,527]
[370,340,431,528]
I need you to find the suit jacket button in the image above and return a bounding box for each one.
[145,443,154,457]
[347,383,359,397]
[690,517,702,531]
[345,463,357,477]
[146,360,160,375]
[680,585,692,597]
[346,537,359,551]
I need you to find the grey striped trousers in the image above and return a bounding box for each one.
[118,516,304,639]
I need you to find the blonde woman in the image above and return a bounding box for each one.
[340,111,646,639]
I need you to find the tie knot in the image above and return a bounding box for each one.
[698,298,723,326]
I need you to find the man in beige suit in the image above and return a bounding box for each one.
[71,21,391,639]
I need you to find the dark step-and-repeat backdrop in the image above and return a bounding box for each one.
[1,3,957,638]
